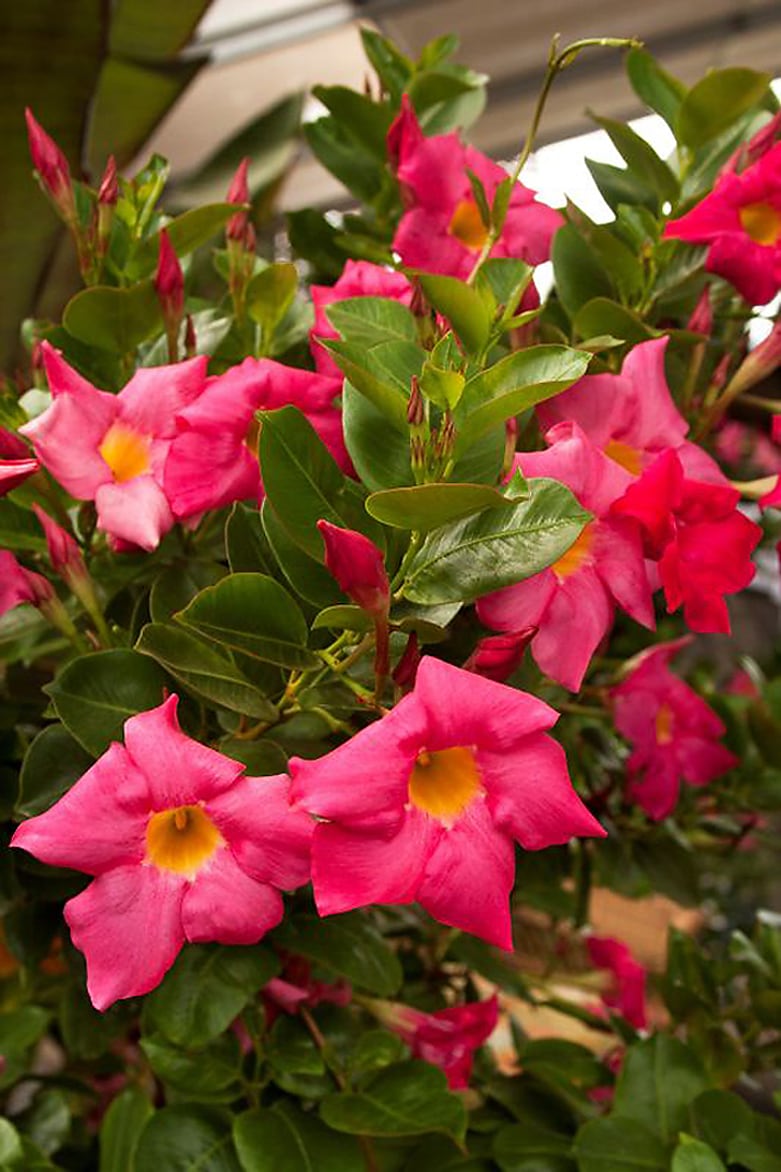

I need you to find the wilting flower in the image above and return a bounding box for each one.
[611,639,738,820]
[290,656,604,950]
[389,96,562,280]
[164,358,349,519]
[310,260,413,378]
[585,935,647,1030]
[477,423,654,691]
[317,521,389,616]
[20,343,209,550]
[664,142,781,305]
[11,695,312,1010]
[368,995,499,1088]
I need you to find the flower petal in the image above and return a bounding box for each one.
[182,848,284,944]
[529,568,613,691]
[94,476,173,551]
[207,774,313,890]
[118,356,208,438]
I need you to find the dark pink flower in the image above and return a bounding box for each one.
[372,995,499,1089]
[290,656,604,950]
[663,143,781,305]
[585,934,647,1029]
[310,259,413,377]
[317,521,389,616]
[389,97,562,280]
[20,343,208,550]
[25,109,75,222]
[611,639,738,819]
[477,423,654,691]
[263,956,351,1023]
[11,695,313,1010]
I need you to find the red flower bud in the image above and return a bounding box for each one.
[226,157,251,242]
[25,108,75,222]
[317,520,389,616]
[0,458,39,497]
[463,629,535,682]
[32,504,86,584]
[155,229,184,318]
[686,286,713,336]
[98,156,119,206]
[392,632,420,690]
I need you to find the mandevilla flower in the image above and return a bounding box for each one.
[20,342,209,550]
[11,695,313,1010]
[290,656,604,950]
[585,934,647,1030]
[368,995,499,1089]
[611,639,738,820]
[663,142,781,305]
[310,259,413,378]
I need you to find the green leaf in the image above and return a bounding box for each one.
[0,1119,23,1164]
[342,381,413,492]
[454,346,591,455]
[136,623,279,720]
[0,1007,51,1090]
[589,114,679,204]
[273,912,402,996]
[676,68,772,148]
[135,1106,241,1170]
[149,562,227,623]
[402,478,590,605]
[63,281,162,353]
[573,1118,668,1171]
[585,160,657,217]
[321,1060,466,1140]
[262,502,344,609]
[45,650,168,756]
[326,297,418,348]
[360,27,412,102]
[726,1134,781,1172]
[323,340,411,430]
[312,85,394,159]
[689,1089,755,1151]
[133,203,241,275]
[246,263,298,335]
[0,500,47,552]
[16,723,94,817]
[494,1121,574,1170]
[417,273,494,356]
[259,406,385,558]
[99,1087,154,1172]
[366,482,519,530]
[612,1035,709,1142]
[144,943,278,1048]
[552,224,614,320]
[626,49,687,129]
[573,299,657,345]
[312,605,372,633]
[476,258,533,316]
[671,1137,726,1172]
[225,503,274,576]
[234,1102,365,1172]
[306,117,382,203]
[141,1032,243,1099]
[177,573,318,670]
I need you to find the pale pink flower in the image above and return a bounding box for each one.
[310,259,413,377]
[11,695,313,1010]
[20,343,209,550]
[290,656,604,950]
[370,995,499,1089]
[611,639,738,820]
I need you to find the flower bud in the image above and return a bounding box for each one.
[98,156,119,207]
[686,286,713,336]
[463,629,536,682]
[25,109,76,224]
[317,520,390,616]
[33,504,86,583]
[0,457,38,496]
[226,157,251,243]
[155,229,184,361]
[392,632,420,690]
[724,318,781,399]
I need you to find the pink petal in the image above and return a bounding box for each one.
[620,338,688,451]
[0,550,39,615]
[207,774,313,890]
[476,568,556,633]
[537,371,631,448]
[65,865,186,1009]
[94,476,173,550]
[520,422,633,515]
[11,742,150,874]
[675,736,738,786]
[118,357,208,439]
[164,428,259,518]
[182,848,284,944]
[593,519,655,629]
[0,457,39,495]
[529,568,613,691]
[627,759,681,821]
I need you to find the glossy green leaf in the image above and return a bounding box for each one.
[312,605,372,632]
[671,1137,726,1172]
[552,224,614,320]
[234,1102,364,1172]
[63,281,162,353]
[273,912,403,996]
[726,1134,781,1172]
[149,562,227,623]
[135,1106,242,1169]
[312,85,394,159]
[135,623,278,719]
[306,116,382,203]
[573,299,658,345]
[573,1118,668,1171]
[246,263,298,334]
[417,272,494,356]
[590,114,679,204]
[585,159,657,217]
[45,650,169,756]
[689,1089,755,1151]
[453,345,591,455]
[359,27,412,101]
[476,257,533,316]
[220,736,288,775]
[0,500,47,552]
[141,1032,243,1099]
[0,1007,51,1090]
[16,723,94,817]
[0,1119,23,1164]
[134,203,240,274]
[494,1121,574,1171]
[676,68,772,148]
[325,297,418,348]
[366,482,519,530]
[626,49,687,129]
[612,1035,709,1142]
[261,501,344,609]
[321,1060,466,1140]
[99,1087,154,1172]
[177,573,318,669]
[144,943,278,1048]
[402,477,590,605]
[342,381,413,492]
[323,340,411,430]
[225,503,274,576]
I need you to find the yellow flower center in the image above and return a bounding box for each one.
[604,439,643,475]
[448,199,489,251]
[739,201,781,246]
[552,523,594,581]
[145,805,223,878]
[99,422,152,483]
[655,703,674,745]
[408,746,482,825]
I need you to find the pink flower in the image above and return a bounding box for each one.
[164,358,349,519]
[11,695,313,1010]
[0,458,38,496]
[0,550,52,617]
[262,957,351,1023]
[612,450,760,633]
[663,143,781,305]
[20,343,209,550]
[611,639,738,819]
[371,995,499,1089]
[477,423,654,691]
[537,337,724,484]
[25,109,75,223]
[463,630,535,682]
[290,656,604,950]
[317,521,389,616]
[389,97,562,280]
[310,260,413,377]
[585,935,647,1030]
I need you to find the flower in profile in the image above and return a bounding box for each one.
[611,639,738,820]
[25,108,76,223]
[585,935,647,1030]
[20,343,209,551]
[11,695,313,1010]
[164,358,350,520]
[262,956,351,1024]
[389,96,562,280]
[310,260,413,377]
[663,142,781,305]
[368,995,499,1089]
[477,423,654,691]
[317,520,389,616]
[290,656,605,950]
[463,630,535,682]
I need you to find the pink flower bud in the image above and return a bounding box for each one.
[463,629,535,682]
[725,318,781,398]
[392,632,420,691]
[0,457,39,497]
[155,229,184,319]
[317,520,389,616]
[98,156,118,206]
[226,157,250,242]
[686,286,713,336]
[32,504,86,583]
[0,427,32,461]
[25,108,75,222]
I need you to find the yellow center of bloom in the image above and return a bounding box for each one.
[448,199,490,251]
[604,439,643,475]
[408,746,482,824]
[99,422,152,483]
[655,703,674,745]
[739,201,781,246]
[552,523,594,581]
[145,805,223,878]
